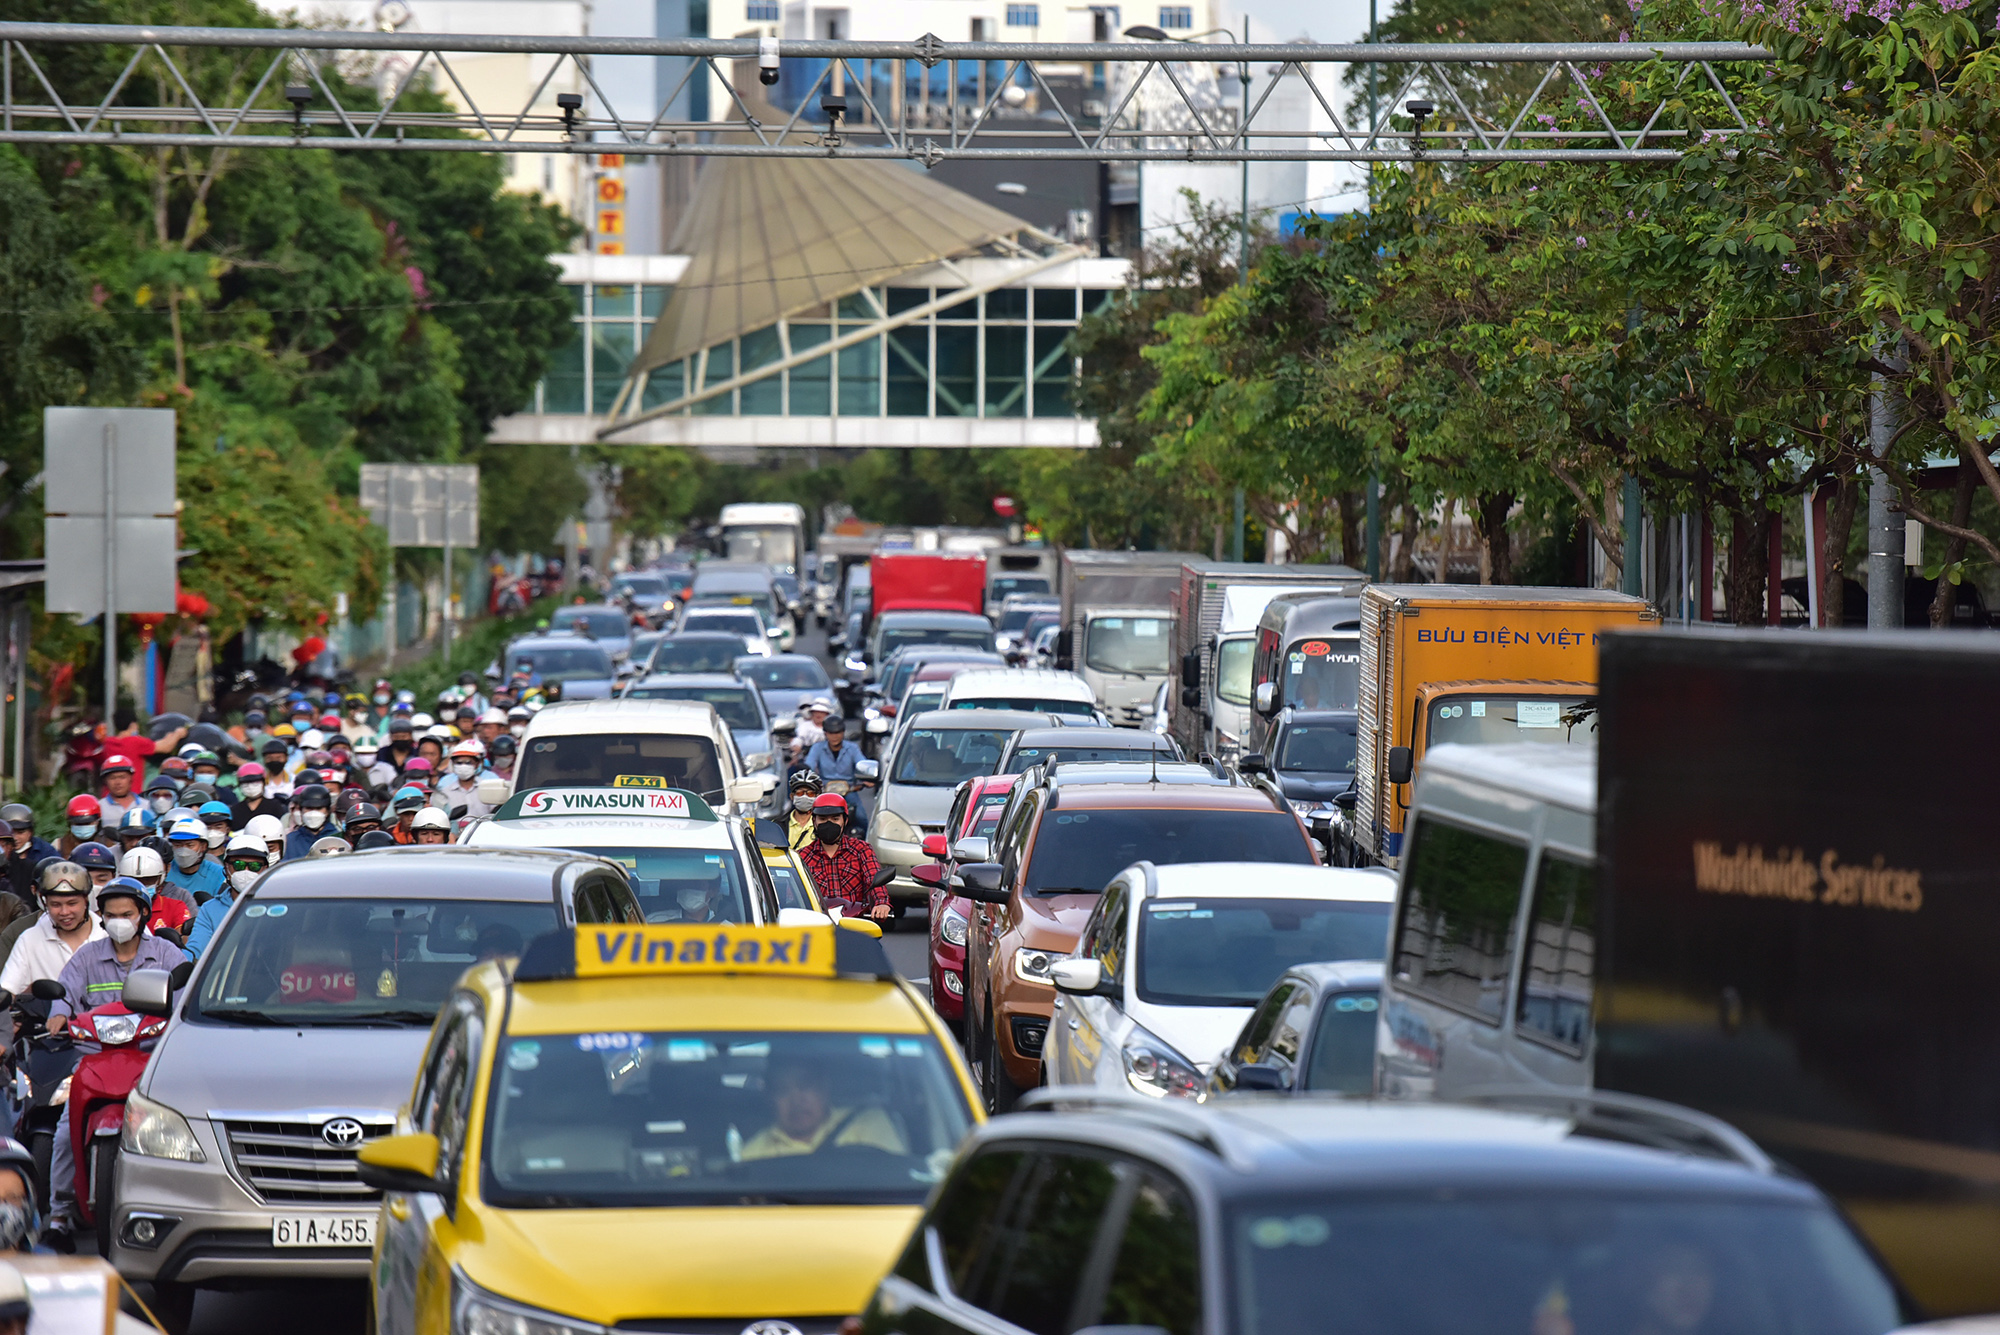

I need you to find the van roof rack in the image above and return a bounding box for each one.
[1015,1087,1253,1169]
[1450,1086,1773,1173]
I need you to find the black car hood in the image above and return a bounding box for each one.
[1277,772,1356,802]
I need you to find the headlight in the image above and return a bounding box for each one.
[863,706,882,721]
[454,1269,605,1335]
[875,810,918,846]
[940,909,968,946]
[53,1076,70,1106]
[123,1090,205,1162]
[744,751,773,773]
[1288,799,1316,817]
[844,655,867,672]
[1122,1038,1204,1099]
[1013,948,1055,985]
[94,1014,141,1046]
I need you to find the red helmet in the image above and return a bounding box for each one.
[810,793,848,816]
[237,761,266,780]
[66,794,101,821]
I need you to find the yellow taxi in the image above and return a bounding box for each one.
[359,920,977,1335]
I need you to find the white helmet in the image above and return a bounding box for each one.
[411,807,450,833]
[308,835,349,857]
[226,831,267,858]
[167,817,207,844]
[118,846,165,880]
[479,709,507,725]
[243,814,284,842]
[426,725,457,742]
[449,738,485,760]
[410,712,435,729]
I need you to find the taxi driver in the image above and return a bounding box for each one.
[666,863,733,925]
[741,1049,906,1160]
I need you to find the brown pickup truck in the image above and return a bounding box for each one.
[957,761,1317,1109]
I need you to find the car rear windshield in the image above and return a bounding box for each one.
[881,627,993,656]
[1304,989,1379,1094]
[737,659,828,690]
[892,727,1013,786]
[1004,744,1173,774]
[953,696,1094,717]
[188,898,561,1027]
[622,685,763,731]
[1086,616,1171,676]
[563,846,752,923]
[1138,898,1390,1006]
[1427,694,1598,748]
[556,610,630,640]
[516,735,725,800]
[990,576,1050,600]
[998,603,1057,632]
[1279,719,1358,773]
[1230,1196,1902,1335]
[647,639,743,674]
[483,1029,972,1208]
[684,611,763,637]
[1024,809,1312,895]
[513,647,613,681]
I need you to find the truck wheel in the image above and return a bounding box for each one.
[28,1130,52,1214]
[93,1139,118,1258]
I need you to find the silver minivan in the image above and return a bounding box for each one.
[110,847,641,1329]
[1374,742,1596,1102]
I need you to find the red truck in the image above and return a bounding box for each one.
[868,552,987,617]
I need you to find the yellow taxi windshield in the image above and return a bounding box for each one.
[483,1028,972,1208]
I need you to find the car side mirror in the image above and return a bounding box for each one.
[958,862,1008,904]
[475,777,512,807]
[356,1132,446,1196]
[854,759,880,782]
[921,834,948,859]
[910,863,945,888]
[1050,957,1117,998]
[169,961,194,991]
[1387,745,1414,786]
[1180,650,1201,688]
[1333,788,1358,811]
[1054,628,1073,671]
[725,777,766,805]
[950,835,991,864]
[29,979,64,1002]
[771,719,797,737]
[1233,1061,1290,1092]
[1254,680,1278,716]
[1239,752,1271,777]
[122,968,174,1018]
[1179,686,1201,709]
[767,627,786,639]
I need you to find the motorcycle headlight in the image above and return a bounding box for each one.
[94,1014,141,1046]
[454,1269,605,1335]
[53,1076,70,1106]
[940,909,968,947]
[1013,948,1055,985]
[123,1090,205,1162]
[875,810,918,846]
[1122,1037,1204,1100]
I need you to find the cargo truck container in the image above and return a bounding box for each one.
[1344,583,1654,867]
[1054,549,1201,728]
[1167,561,1363,763]
[1378,628,2000,1318]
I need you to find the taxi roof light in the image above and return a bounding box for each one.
[515,924,895,984]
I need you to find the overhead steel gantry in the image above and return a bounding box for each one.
[0,21,1768,164]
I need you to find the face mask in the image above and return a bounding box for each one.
[0,1199,37,1251]
[149,795,174,814]
[103,917,139,945]
[195,770,218,784]
[242,782,264,799]
[302,810,327,830]
[356,753,376,768]
[815,821,843,844]
[172,843,204,868]
[374,692,390,706]
[291,718,311,732]
[452,762,477,781]
[791,795,814,813]
[677,890,711,913]
[204,827,225,849]
[70,823,96,839]
[510,724,526,737]
[229,869,260,893]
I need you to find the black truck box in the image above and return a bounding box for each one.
[1599,628,2000,1317]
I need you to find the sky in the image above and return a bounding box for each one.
[1235,0,1379,44]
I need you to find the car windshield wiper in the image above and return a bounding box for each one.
[301,1010,440,1027]
[197,1008,286,1027]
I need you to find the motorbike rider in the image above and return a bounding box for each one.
[111,808,156,861]
[796,794,892,922]
[0,864,103,999]
[243,814,285,865]
[410,807,452,845]
[486,734,518,783]
[344,803,385,846]
[186,750,226,793]
[96,757,141,824]
[284,785,338,861]
[0,808,53,909]
[256,737,295,798]
[794,698,832,758]
[162,818,225,906]
[507,705,532,737]
[195,802,234,857]
[784,771,824,849]
[69,843,118,902]
[117,847,188,933]
[389,788,426,844]
[184,833,267,963]
[0,1139,43,1256]
[437,741,497,819]
[229,762,286,827]
[474,709,506,747]
[0,830,31,935]
[57,797,102,858]
[802,716,870,823]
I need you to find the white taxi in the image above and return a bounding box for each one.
[460,786,791,927]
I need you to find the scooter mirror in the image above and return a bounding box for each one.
[169,961,195,991]
[29,979,64,1002]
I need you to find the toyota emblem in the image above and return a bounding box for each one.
[321,1118,366,1148]
[741,1322,803,1335]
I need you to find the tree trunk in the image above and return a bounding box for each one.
[1474,491,1515,585]
[1723,509,1771,625]
[1821,477,1858,627]
[1929,461,1976,628]
[1337,491,1363,569]
[1390,501,1419,582]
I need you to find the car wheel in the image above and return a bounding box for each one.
[28,1129,52,1214]
[93,1139,118,1258]
[984,1009,1027,1114]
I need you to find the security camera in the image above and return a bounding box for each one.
[821,94,847,123]
[759,35,780,87]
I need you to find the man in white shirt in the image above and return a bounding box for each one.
[435,740,499,820]
[0,864,105,996]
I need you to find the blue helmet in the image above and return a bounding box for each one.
[117,807,156,835]
[70,841,117,872]
[197,801,233,823]
[98,876,151,914]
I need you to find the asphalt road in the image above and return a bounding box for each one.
[161,615,939,1333]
